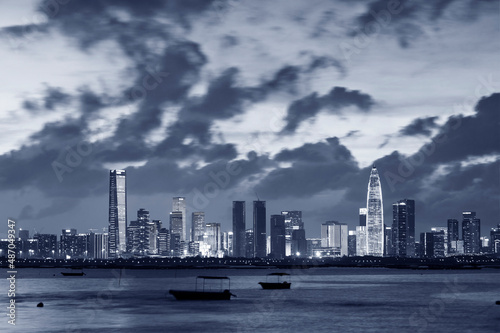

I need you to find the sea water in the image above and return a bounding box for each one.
[1,267,499,332]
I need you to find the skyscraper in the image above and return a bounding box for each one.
[291,229,307,257]
[172,197,187,241]
[359,208,367,226]
[191,212,205,243]
[392,199,415,257]
[205,223,221,257]
[366,166,384,256]
[447,219,459,255]
[270,214,286,259]
[253,200,266,258]
[108,169,127,258]
[462,211,481,254]
[232,201,246,257]
[281,211,303,256]
[321,221,348,257]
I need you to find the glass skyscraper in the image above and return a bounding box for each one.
[191,212,205,243]
[108,169,127,258]
[253,200,266,258]
[366,166,384,256]
[270,214,286,259]
[172,197,186,242]
[462,211,481,254]
[232,201,246,257]
[392,199,415,257]
[281,210,303,256]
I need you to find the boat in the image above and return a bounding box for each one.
[61,272,86,276]
[258,272,291,289]
[169,276,236,300]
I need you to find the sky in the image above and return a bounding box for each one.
[0,0,498,239]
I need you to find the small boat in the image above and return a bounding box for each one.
[258,272,291,289]
[169,276,236,300]
[61,272,85,276]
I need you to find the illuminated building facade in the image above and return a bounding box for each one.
[366,166,384,256]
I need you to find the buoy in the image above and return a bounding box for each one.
[37,302,44,307]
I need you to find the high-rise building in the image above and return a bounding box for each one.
[366,166,384,256]
[108,169,127,258]
[359,208,367,226]
[232,201,246,257]
[447,219,459,255]
[245,229,254,258]
[431,228,446,258]
[205,223,221,257]
[127,208,158,255]
[170,211,183,238]
[462,211,481,254]
[158,228,170,256]
[291,229,307,257]
[356,226,367,256]
[253,200,266,258]
[420,232,434,258]
[348,230,356,256]
[270,214,286,259]
[191,212,205,243]
[172,197,187,241]
[321,221,348,257]
[33,233,58,258]
[222,231,233,257]
[281,211,303,256]
[88,232,108,259]
[307,238,322,258]
[490,224,500,254]
[384,225,393,256]
[60,229,87,259]
[392,199,415,257]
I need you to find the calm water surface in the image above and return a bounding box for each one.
[1,267,499,332]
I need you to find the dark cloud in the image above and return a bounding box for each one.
[221,34,239,48]
[352,0,498,48]
[44,87,70,110]
[399,116,439,136]
[281,87,375,134]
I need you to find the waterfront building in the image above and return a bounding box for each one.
[291,229,307,258]
[191,212,205,243]
[321,221,348,257]
[356,226,367,256]
[270,214,286,259]
[108,169,127,258]
[172,197,187,241]
[245,229,254,258]
[366,166,384,256]
[490,224,500,254]
[33,233,58,258]
[205,223,221,257]
[232,201,246,257]
[447,219,459,255]
[462,212,481,254]
[253,200,266,258]
[348,230,356,256]
[392,199,415,257]
[281,211,303,256]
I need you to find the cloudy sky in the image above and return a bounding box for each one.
[0,0,498,239]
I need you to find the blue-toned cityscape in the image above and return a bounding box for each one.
[3,166,499,262]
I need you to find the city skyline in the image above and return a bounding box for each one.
[0,1,498,241]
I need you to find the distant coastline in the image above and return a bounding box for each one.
[2,255,499,270]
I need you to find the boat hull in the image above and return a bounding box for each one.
[169,290,233,300]
[258,282,291,289]
[61,272,85,276]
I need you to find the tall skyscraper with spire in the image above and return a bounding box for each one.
[366,166,384,256]
[108,169,127,258]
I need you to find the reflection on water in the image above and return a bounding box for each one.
[1,267,500,332]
